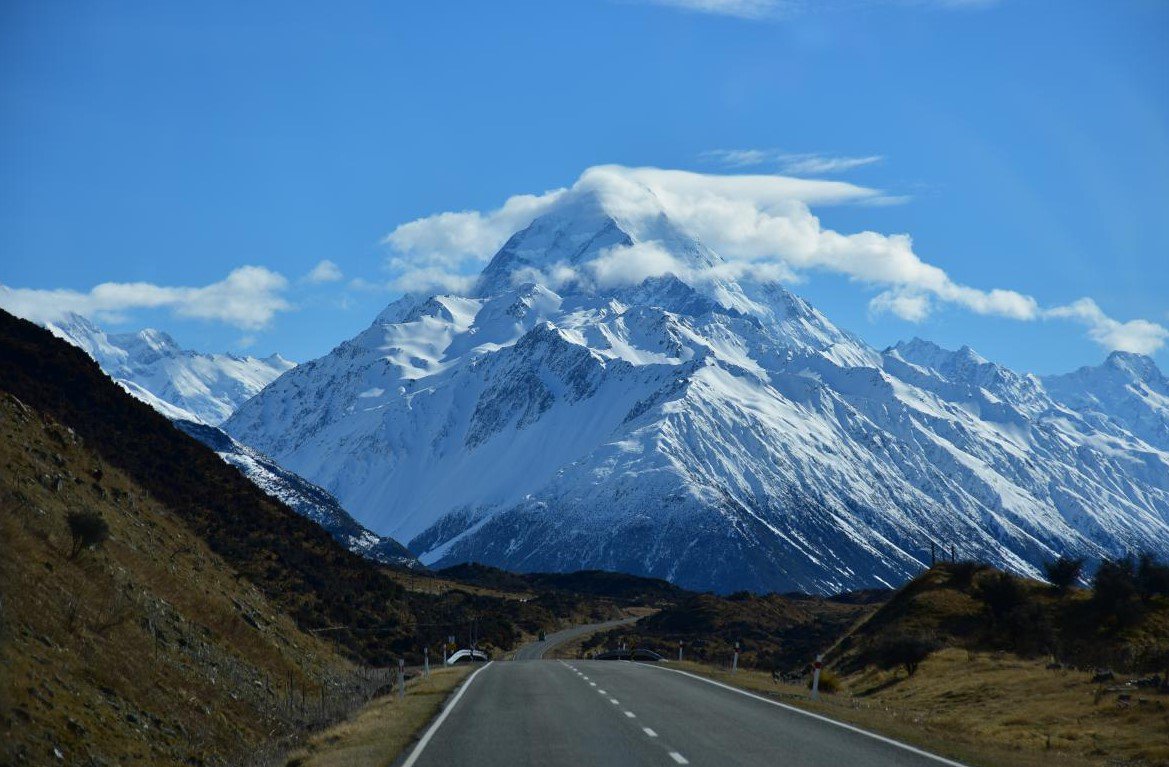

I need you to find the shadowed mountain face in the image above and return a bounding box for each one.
[225,188,1169,594]
[171,419,419,568]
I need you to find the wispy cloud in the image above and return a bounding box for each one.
[638,0,1002,19]
[703,148,883,175]
[381,164,1165,354]
[0,266,292,330]
[303,259,343,284]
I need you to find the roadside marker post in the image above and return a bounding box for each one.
[732,641,739,675]
[424,646,430,678]
[398,658,405,701]
[678,640,683,662]
[811,654,823,701]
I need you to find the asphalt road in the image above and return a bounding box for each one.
[402,657,966,767]
[512,616,640,660]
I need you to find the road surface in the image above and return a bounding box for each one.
[512,616,640,661]
[402,657,966,767]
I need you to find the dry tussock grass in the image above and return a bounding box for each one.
[285,666,472,767]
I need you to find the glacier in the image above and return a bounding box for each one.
[224,187,1169,593]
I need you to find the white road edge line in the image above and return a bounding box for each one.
[400,661,493,767]
[643,727,658,737]
[668,751,689,764]
[643,664,968,767]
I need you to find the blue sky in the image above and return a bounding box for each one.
[1,0,1167,374]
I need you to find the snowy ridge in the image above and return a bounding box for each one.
[224,187,1169,593]
[44,313,294,425]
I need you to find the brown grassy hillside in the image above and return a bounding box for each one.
[0,392,375,766]
[0,310,419,664]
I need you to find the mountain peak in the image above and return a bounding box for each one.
[1104,350,1164,383]
[472,186,720,299]
[889,338,988,370]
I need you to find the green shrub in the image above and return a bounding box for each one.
[978,571,1026,623]
[945,560,989,591]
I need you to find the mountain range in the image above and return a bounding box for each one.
[38,311,416,567]
[216,187,1169,593]
[43,312,294,425]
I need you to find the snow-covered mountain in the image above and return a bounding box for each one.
[224,187,1169,594]
[1043,352,1169,453]
[172,419,419,568]
[44,313,294,425]
[35,312,418,567]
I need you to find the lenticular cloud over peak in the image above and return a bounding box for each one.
[381,164,1166,354]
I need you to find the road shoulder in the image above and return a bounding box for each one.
[282,666,473,767]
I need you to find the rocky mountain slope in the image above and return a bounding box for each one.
[224,187,1169,594]
[172,418,419,568]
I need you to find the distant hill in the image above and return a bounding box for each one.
[830,560,1169,675]
[437,563,686,604]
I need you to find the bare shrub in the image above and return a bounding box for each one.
[66,510,109,559]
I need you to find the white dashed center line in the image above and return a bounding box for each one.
[598,689,606,695]
[642,727,658,738]
[669,752,689,764]
[589,682,597,687]
[624,711,636,718]
[609,698,619,705]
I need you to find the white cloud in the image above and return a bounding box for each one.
[1045,299,1169,355]
[0,266,291,330]
[588,242,691,288]
[304,259,343,283]
[869,290,933,322]
[639,0,793,19]
[380,164,1166,355]
[703,149,884,175]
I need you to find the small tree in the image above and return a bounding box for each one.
[872,634,940,677]
[1043,556,1084,595]
[66,510,109,559]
